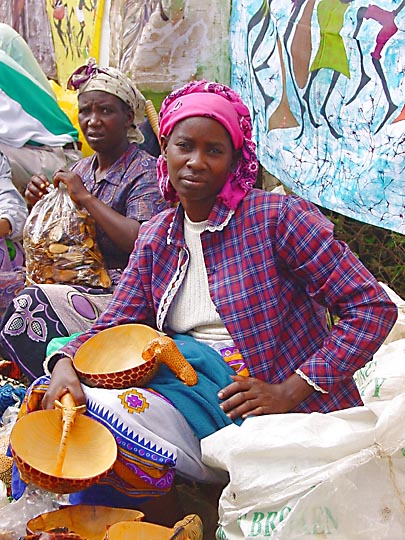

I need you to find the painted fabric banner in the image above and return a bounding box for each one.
[109,0,231,106]
[46,0,105,86]
[230,0,405,234]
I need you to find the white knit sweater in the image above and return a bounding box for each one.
[166,214,231,342]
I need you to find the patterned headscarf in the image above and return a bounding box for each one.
[157,80,258,210]
[67,58,146,144]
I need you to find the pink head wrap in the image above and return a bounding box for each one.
[157,80,258,210]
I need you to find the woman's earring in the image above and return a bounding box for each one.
[163,153,167,161]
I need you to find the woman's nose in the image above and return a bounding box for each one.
[88,112,100,125]
[187,150,204,168]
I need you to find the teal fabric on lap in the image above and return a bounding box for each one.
[149,334,243,439]
[46,332,81,357]
[46,331,242,440]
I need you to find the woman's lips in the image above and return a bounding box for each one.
[181,175,204,184]
[86,132,104,141]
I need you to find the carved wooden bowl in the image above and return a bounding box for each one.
[9,408,117,494]
[73,324,160,389]
[104,514,203,540]
[104,521,179,540]
[26,505,144,540]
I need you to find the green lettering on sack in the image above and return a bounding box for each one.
[354,360,377,387]
[216,526,227,540]
[250,512,265,536]
[264,507,291,535]
[246,506,292,537]
[264,511,278,534]
[364,360,377,378]
[280,506,291,521]
[356,380,370,397]
[290,506,338,534]
[312,506,338,534]
[326,506,338,531]
[373,378,386,397]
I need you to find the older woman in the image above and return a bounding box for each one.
[14,80,397,519]
[0,60,167,382]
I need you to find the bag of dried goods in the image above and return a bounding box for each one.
[23,185,111,288]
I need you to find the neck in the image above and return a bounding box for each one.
[184,212,208,227]
[96,140,130,173]
[181,198,216,222]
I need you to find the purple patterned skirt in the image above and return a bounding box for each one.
[0,283,112,381]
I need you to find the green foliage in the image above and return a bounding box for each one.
[258,170,404,299]
[320,208,405,299]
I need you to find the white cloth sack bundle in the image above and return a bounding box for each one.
[354,283,405,415]
[202,391,405,539]
[202,285,405,540]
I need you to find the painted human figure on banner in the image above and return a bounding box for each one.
[231,0,405,234]
[347,1,405,129]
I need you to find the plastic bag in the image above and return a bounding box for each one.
[0,485,57,539]
[23,185,111,288]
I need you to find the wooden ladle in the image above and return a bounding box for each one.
[53,392,86,476]
[10,392,117,493]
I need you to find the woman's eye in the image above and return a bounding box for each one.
[177,142,190,149]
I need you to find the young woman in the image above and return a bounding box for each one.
[15,80,397,518]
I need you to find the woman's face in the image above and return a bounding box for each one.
[78,91,133,154]
[161,117,237,222]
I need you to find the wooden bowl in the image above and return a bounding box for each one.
[26,505,144,540]
[9,409,117,493]
[104,515,203,540]
[73,324,160,389]
[104,521,175,540]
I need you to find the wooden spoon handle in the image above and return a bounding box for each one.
[145,99,159,138]
[60,392,76,409]
[54,392,85,476]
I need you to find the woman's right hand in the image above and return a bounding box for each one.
[42,357,86,410]
[25,174,50,206]
[52,170,90,207]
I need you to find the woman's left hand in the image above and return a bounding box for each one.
[218,373,314,419]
